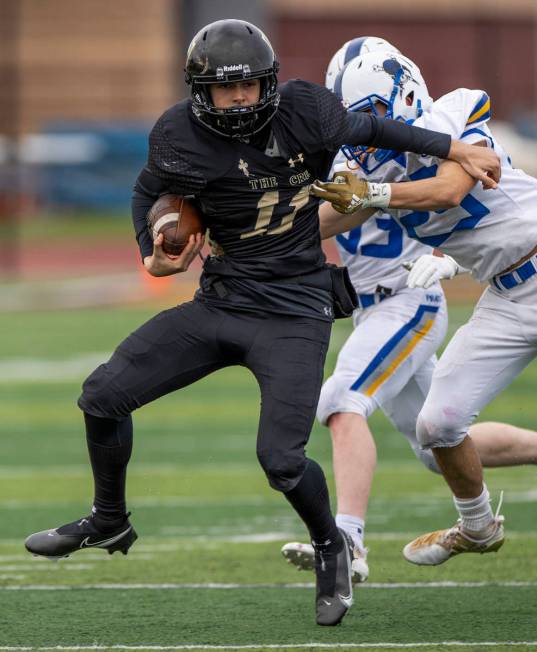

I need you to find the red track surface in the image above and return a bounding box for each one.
[4,236,484,305]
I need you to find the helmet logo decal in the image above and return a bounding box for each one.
[216,64,251,79]
[373,57,417,87]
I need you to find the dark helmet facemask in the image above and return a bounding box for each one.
[185,19,280,139]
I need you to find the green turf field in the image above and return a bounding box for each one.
[1,303,536,651]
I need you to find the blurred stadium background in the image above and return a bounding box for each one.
[0,0,536,301]
[1,1,537,650]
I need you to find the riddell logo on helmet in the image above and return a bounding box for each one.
[216,64,251,78]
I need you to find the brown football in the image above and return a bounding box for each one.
[146,194,205,255]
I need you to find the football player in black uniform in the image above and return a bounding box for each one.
[25,20,500,626]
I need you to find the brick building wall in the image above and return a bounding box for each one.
[274,11,537,120]
[1,0,181,134]
[1,0,535,135]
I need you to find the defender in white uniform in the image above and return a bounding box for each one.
[313,49,537,566]
[322,37,447,478]
[283,38,446,582]
[282,44,537,580]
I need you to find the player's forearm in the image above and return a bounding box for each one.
[388,178,469,211]
[319,201,375,239]
[388,159,477,210]
[348,112,451,159]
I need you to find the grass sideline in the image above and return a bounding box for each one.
[1,304,536,650]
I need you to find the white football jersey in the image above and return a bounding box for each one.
[330,152,432,295]
[364,89,537,282]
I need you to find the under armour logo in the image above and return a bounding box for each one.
[288,153,304,168]
[238,158,250,177]
[323,306,333,317]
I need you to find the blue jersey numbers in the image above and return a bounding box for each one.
[336,216,403,258]
[399,165,490,247]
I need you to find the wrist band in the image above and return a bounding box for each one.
[363,183,391,209]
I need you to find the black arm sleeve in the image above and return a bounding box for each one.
[132,168,168,261]
[146,115,207,195]
[310,82,451,158]
[346,112,451,159]
[132,110,207,261]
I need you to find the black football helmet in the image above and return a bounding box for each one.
[185,19,280,139]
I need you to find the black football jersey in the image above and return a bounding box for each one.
[133,79,451,320]
[143,81,350,276]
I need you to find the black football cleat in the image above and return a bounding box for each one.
[24,513,137,560]
[314,528,354,626]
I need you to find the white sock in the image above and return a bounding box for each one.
[454,484,495,536]
[336,513,365,551]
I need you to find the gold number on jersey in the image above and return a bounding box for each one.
[267,186,310,235]
[240,190,279,239]
[240,187,310,239]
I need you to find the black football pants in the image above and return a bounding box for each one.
[78,300,331,492]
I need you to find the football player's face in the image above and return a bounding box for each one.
[362,102,387,117]
[210,80,261,109]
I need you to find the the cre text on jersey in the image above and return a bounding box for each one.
[249,177,278,190]
[290,170,311,185]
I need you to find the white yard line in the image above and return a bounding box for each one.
[0,353,110,382]
[2,580,536,591]
[1,642,537,650]
[0,463,260,477]
[1,488,536,508]
[0,564,94,571]
[0,554,153,562]
[0,272,145,313]
[0,322,355,380]
[2,531,537,549]
[0,496,273,509]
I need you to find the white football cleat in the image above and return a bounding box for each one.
[403,516,505,566]
[350,547,369,583]
[281,541,315,570]
[281,540,369,583]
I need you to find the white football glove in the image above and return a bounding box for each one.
[405,254,466,289]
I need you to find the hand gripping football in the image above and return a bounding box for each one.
[146,194,205,255]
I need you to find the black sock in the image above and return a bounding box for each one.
[84,412,133,529]
[285,459,341,549]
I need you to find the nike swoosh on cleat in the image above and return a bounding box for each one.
[79,527,131,549]
[322,599,332,606]
[338,593,353,608]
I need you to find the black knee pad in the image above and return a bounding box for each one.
[257,447,307,492]
[78,363,133,419]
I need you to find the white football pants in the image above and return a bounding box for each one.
[317,284,448,472]
[417,274,537,449]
